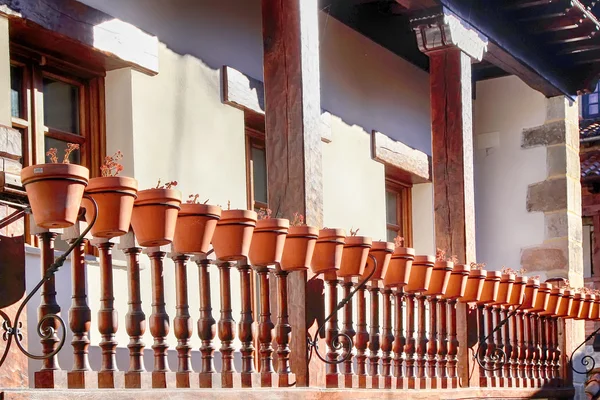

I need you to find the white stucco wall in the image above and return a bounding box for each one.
[473,76,547,271]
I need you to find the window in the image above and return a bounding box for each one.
[245,123,268,211]
[385,179,412,246]
[583,83,600,119]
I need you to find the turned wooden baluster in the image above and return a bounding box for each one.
[553,317,561,385]
[218,262,236,388]
[510,309,519,386]
[547,316,555,385]
[148,249,170,387]
[477,305,488,385]
[97,240,119,388]
[275,270,292,387]
[404,293,417,388]
[539,316,548,385]
[484,305,496,385]
[447,300,459,387]
[416,294,428,388]
[355,285,369,387]
[238,263,255,387]
[381,287,394,389]
[38,232,61,372]
[517,310,527,386]
[173,254,193,388]
[257,269,275,387]
[123,245,146,388]
[531,313,540,386]
[341,279,356,387]
[426,297,438,387]
[393,289,406,387]
[502,307,512,386]
[69,237,91,377]
[197,258,216,388]
[325,274,340,387]
[494,306,503,385]
[437,298,448,387]
[368,285,381,386]
[525,312,535,385]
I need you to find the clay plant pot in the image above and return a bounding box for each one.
[508,276,527,307]
[576,294,595,320]
[528,283,551,312]
[494,273,515,306]
[556,289,574,318]
[404,255,434,293]
[423,260,453,296]
[339,236,372,278]
[249,218,289,268]
[382,247,415,288]
[130,188,182,247]
[172,203,222,254]
[280,225,318,272]
[541,287,564,317]
[521,278,540,310]
[310,229,346,275]
[459,269,486,303]
[568,293,583,319]
[478,271,502,305]
[211,210,257,262]
[442,264,470,300]
[83,176,138,238]
[590,297,600,320]
[364,241,394,282]
[21,163,89,229]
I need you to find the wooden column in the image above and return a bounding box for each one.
[262,0,323,385]
[413,13,487,264]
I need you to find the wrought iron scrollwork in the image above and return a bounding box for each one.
[0,194,98,369]
[307,254,377,365]
[569,325,600,375]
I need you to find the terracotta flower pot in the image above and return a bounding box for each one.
[172,203,222,254]
[405,255,434,293]
[508,276,527,307]
[459,269,486,303]
[249,218,289,268]
[521,278,540,310]
[280,225,318,272]
[212,210,257,262]
[382,247,415,288]
[310,229,346,275]
[83,176,138,238]
[568,293,583,319]
[364,241,394,282]
[423,260,453,296]
[130,188,181,247]
[541,287,564,317]
[556,289,574,318]
[443,264,470,300]
[590,297,600,321]
[494,273,515,306]
[576,294,595,320]
[527,282,551,312]
[478,271,502,305]
[21,163,89,229]
[339,236,372,278]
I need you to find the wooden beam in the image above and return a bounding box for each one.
[261,0,322,387]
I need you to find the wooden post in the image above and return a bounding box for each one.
[261,0,323,385]
[412,11,487,264]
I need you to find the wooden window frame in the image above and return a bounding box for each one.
[385,178,413,247]
[245,127,268,211]
[583,83,600,119]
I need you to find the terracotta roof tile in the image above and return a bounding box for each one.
[581,118,600,140]
[582,151,600,180]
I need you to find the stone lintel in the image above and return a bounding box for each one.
[521,238,583,278]
[527,177,567,213]
[371,130,431,183]
[522,120,578,149]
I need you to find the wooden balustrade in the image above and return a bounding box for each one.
[237,263,255,387]
[368,285,381,388]
[427,297,438,388]
[381,287,393,389]
[196,258,216,388]
[341,279,356,388]
[325,273,340,388]
[275,270,292,387]
[355,285,369,388]
[173,254,193,388]
[392,289,406,388]
[404,293,417,389]
[257,268,274,387]
[147,248,170,388]
[217,261,236,388]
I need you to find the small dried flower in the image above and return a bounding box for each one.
[436,249,458,263]
[101,150,124,177]
[350,227,359,236]
[63,143,80,164]
[227,200,231,210]
[46,148,58,164]
[291,212,305,226]
[393,233,404,249]
[257,208,272,220]
[187,194,200,204]
[156,179,178,189]
[470,262,486,270]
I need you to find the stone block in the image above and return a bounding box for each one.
[527,178,567,212]
[546,95,578,123]
[545,212,582,242]
[568,175,583,215]
[0,124,22,159]
[521,245,568,272]
[1,156,21,174]
[522,120,566,148]
[547,145,580,179]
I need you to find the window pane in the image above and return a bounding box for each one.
[590,93,599,104]
[252,146,267,204]
[43,78,79,133]
[387,229,398,242]
[590,104,599,116]
[44,137,80,164]
[10,66,22,118]
[386,190,397,225]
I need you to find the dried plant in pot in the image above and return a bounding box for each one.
[478,270,502,305]
[459,263,486,303]
[540,286,564,317]
[172,195,221,254]
[423,249,454,297]
[382,235,415,288]
[404,255,434,293]
[280,213,318,272]
[521,278,540,310]
[508,276,527,307]
[212,204,257,262]
[83,151,138,238]
[338,228,372,278]
[130,180,182,247]
[310,228,346,275]
[493,267,517,306]
[22,144,89,228]
[556,288,574,318]
[442,263,470,301]
[249,208,289,268]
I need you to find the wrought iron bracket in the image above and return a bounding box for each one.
[307,254,377,365]
[569,324,600,375]
[0,194,98,369]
